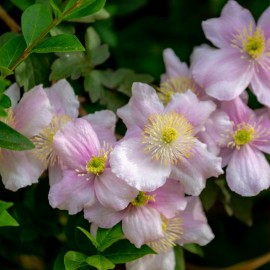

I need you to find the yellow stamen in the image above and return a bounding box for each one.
[244,28,265,59]
[86,155,106,175]
[130,191,155,207]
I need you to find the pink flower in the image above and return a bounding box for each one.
[220,97,270,196]
[110,83,223,195]
[0,84,54,191]
[84,179,187,248]
[192,0,270,106]
[48,118,137,214]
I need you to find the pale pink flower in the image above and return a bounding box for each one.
[220,97,270,196]
[48,118,137,214]
[0,84,54,191]
[192,0,270,106]
[110,83,223,195]
[84,179,187,248]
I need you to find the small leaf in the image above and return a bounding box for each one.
[174,245,185,270]
[49,0,62,18]
[77,226,99,249]
[0,95,12,109]
[86,255,115,270]
[103,240,155,264]
[22,4,53,46]
[0,210,19,227]
[63,0,106,20]
[96,223,124,252]
[183,243,204,257]
[91,44,110,66]
[32,34,85,53]
[85,27,101,54]
[0,121,35,151]
[64,251,88,270]
[0,200,13,214]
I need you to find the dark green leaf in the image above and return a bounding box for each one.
[53,252,66,270]
[49,0,62,18]
[90,44,110,66]
[200,179,220,211]
[0,121,35,150]
[0,95,12,109]
[21,4,53,46]
[64,251,88,270]
[32,34,85,53]
[63,0,106,20]
[77,226,99,249]
[0,200,13,214]
[9,0,34,10]
[85,27,101,55]
[0,210,19,227]
[85,255,115,270]
[0,66,14,77]
[0,33,26,69]
[183,243,204,257]
[103,240,155,264]
[174,245,185,270]
[96,223,124,252]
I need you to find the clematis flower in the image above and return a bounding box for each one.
[84,179,187,248]
[0,84,53,191]
[110,82,223,195]
[48,118,137,214]
[126,197,214,270]
[192,0,270,106]
[219,97,270,196]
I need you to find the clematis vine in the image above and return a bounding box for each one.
[192,0,270,106]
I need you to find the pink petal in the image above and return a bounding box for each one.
[0,150,45,191]
[191,46,253,100]
[84,201,125,228]
[48,169,95,214]
[258,6,270,39]
[5,83,20,108]
[219,147,234,167]
[117,102,138,130]
[83,110,117,145]
[48,163,63,186]
[177,197,214,246]
[226,145,270,196]
[123,206,163,248]
[202,0,255,48]
[45,79,79,118]
[53,118,100,170]
[110,136,170,192]
[94,168,138,211]
[171,140,223,195]
[14,85,53,137]
[148,179,187,218]
[166,90,216,133]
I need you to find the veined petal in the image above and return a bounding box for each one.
[110,137,170,192]
[202,0,255,48]
[192,46,253,100]
[171,140,223,195]
[166,90,216,133]
[48,169,95,214]
[83,110,117,145]
[95,168,138,211]
[45,79,79,118]
[14,85,53,137]
[177,197,214,246]
[258,6,270,39]
[53,118,100,169]
[123,206,163,248]
[226,145,270,196]
[0,150,45,191]
[126,249,175,270]
[117,102,138,130]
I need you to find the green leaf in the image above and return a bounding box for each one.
[0,200,13,214]
[77,226,99,249]
[183,243,204,257]
[90,44,110,66]
[64,251,88,270]
[85,27,101,54]
[49,0,62,18]
[63,0,106,20]
[32,34,85,53]
[103,240,155,264]
[53,252,66,270]
[0,33,26,69]
[50,24,76,36]
[15,53,52,91]
[0,210,19,227]
[174,245,185,270]
[0,95,12,109]
[85,255,115,270]
[69,8,110,23]
[9,0,34,10]
[96,223,124,252]
[200,179,220,211]
[21,4,53,46]
[0,121,35,150]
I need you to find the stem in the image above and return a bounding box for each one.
[0,5,21,33]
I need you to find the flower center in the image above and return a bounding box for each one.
[244,28,265,59]
[130,191,155,207]
[158,76,197,104]
[142,112,195,165]
[147,216,183,253]
[32,115,71,167]
[233,125,254,146]
[86,155,106,175]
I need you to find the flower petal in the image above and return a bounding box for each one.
[171,140,223,195]
[202,0,255,48]
[191,45,253,100]
[110,136,170,192]
[258,6,270,39]
[226,145,270,196]
[95,168,138,211]
[48,169,95,214]
[123,206,163,248]
[5,83,20,108]
[53,118,100,169]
